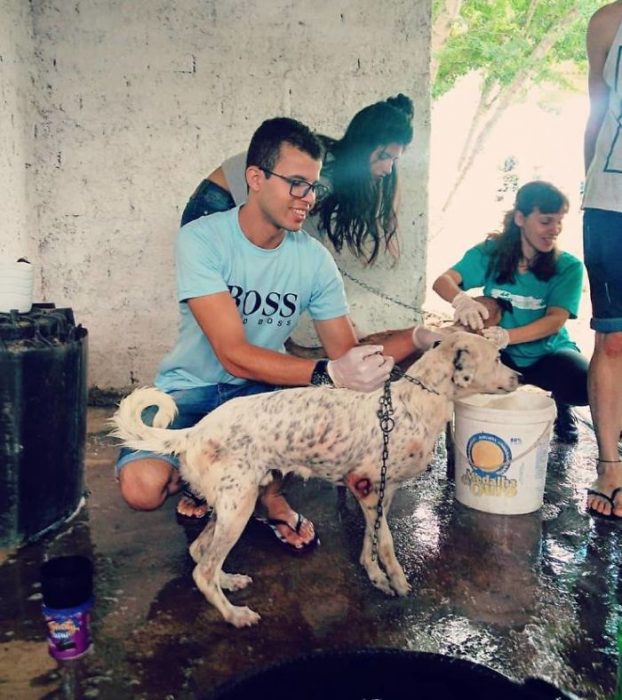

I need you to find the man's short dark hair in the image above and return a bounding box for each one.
[246,117,324,172]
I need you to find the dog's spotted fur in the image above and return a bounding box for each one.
[111,332,518,627]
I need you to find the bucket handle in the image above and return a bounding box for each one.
[449,419,554,471]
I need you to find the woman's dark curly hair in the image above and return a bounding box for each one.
[313,94,414,264]
[484,180,569,283]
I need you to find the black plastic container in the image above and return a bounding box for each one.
[41,555,93,609]
[207,648,577,700]
[0,304,88,548]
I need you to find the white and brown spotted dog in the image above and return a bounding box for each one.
[111,332,518,628]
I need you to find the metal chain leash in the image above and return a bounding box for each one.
[389,365,441,395]
[338,267,420,313]
[371,379,395,562]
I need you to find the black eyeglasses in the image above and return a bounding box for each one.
[259,168,329,199]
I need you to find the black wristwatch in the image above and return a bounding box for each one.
[310,359,335,387]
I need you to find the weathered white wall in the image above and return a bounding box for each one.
[2,0,431,392]
[0,1,37,270]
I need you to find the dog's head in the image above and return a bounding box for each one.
[424,331,519,397]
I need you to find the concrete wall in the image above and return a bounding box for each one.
[0,0,37,268]
[1,0,431,392]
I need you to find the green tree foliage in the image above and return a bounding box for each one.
[433,0,599,100]
[430,0,602,211]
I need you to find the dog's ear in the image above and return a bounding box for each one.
[452,346,477,388]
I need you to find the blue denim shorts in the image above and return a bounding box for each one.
[115,381,275,475]
[583,208,622,333]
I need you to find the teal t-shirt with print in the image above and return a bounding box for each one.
[452,242,583,368]
[155,207,349,390]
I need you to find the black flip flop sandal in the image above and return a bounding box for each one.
[253,512,320,555]
[586,486,622,520]
[176,486,211,525]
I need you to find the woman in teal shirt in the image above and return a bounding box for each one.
[433,180,588,444]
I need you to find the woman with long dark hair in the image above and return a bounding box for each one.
[180,94,414,263]
[433,180,588,444]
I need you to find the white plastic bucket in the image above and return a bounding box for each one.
[0,258,33,313]
[453,392,556,515]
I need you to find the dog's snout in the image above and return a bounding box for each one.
[499,370,520,392]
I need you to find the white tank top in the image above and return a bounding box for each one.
[583,17,622,213]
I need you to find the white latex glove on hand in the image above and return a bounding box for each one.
[451,291,490,330]
[481,326,510,349]
[327,345,394,392]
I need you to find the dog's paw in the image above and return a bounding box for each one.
[385,565,411,596]
[226,605,261,628]
[220,572,253,591]
[370,573,396,597]
[390,576,411,597]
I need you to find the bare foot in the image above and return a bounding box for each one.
[587,460,622,517]
[260,491,315,548]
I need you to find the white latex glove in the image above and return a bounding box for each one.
[327,345,394,392]
[451,291,490,330]
[481,326,510,349]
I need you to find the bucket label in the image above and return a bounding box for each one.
[466,432,512,478]
[460,470,519,499]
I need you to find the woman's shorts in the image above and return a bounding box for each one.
[114,381,275,476]
[583,208,622,333]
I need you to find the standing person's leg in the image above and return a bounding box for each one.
[587,331,622,515]
[584,208,622,517]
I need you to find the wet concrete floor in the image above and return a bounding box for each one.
[0,403,620,699]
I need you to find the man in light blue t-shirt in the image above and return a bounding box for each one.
[116,117,434,553]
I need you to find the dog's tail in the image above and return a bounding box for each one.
[109,386,192,456]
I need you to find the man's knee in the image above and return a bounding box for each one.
[118,458,178,511]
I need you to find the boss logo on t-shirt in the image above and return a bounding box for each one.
[228,285,299,324]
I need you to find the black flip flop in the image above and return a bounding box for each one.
[254,512,320,555]
[176,486,211,525]
[586,486,622,520]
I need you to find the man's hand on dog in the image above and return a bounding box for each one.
[327,345,394,392]
[451,291,490,330]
